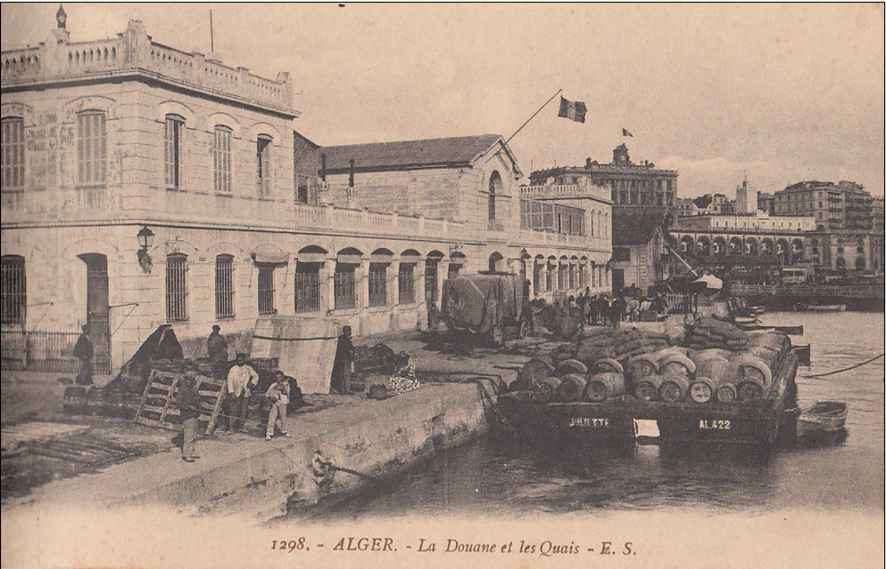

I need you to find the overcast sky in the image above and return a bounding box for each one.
[3,3,883,198]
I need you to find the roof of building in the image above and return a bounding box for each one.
[320,134,515,173]
[612,208,668,246]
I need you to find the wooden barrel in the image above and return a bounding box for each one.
[697,357,730,383]
[659,374,691,403]
[737,378,766,401]
[556,373,588,403]
[557,359,588,376]
[658,354,697,378]
[634,373,664,401]
[532,376,563,403]
[689,348,733,366]
[585,372,625,402]
[591,357,624,375]
[715,382,738,402]
[688,377,717,403]
[626,354,659,381]
[729,354,773,386]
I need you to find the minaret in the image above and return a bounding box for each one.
[52,4,70,42]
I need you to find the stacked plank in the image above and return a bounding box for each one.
[685,317,750,351]
[135,369,225,434]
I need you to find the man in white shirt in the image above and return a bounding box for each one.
[223,353,258,433]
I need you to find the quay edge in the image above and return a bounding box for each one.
[5,382,494,524]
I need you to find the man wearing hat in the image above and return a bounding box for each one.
[206,325,229,376]
[177,373,201,462]
[224,353,258,433]
[264,370,292,441]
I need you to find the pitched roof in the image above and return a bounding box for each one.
[612,207,668,246]
[320,134,507,172]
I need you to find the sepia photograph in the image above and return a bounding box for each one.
[1,2,884,568]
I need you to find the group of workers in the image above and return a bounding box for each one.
[560,286,667,328]
[175,325,306,463]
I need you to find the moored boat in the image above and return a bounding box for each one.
[798,400,847,434]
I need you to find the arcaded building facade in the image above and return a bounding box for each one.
[1,13,612,373]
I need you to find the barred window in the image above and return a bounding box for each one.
[256,135,272,199]
[1,117,25,191]
[166,254,188,322]
[295,263,321,313]
[164,114,184,189]
[257,264,276,315]
[215,255,235,319]
[77,111,106,186]
[368,263,387,307]
[334,263,356,310]
[1,255,26,326]
[533,263,542,293]
[558,265,568,290]
[213,126,232,194]
[398,263,415,304]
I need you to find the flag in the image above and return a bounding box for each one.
[622,128,634,137]
[558,96,587,123]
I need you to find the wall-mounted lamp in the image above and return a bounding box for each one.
[137,225,155,274]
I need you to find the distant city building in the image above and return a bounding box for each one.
[774,180,873,232]
[873,196,885,234]
[757,191,775,215]
[611,209,670,293]
[529,144,678,209]
[672,197,700,217]
[735,177,758,215]
[692,193,735,215]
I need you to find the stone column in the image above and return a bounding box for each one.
[437,260,450,305]
[359,258,370,309]
[324,258,336,312]
[389,260,401,306]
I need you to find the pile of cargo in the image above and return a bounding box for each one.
[508,325,792,406]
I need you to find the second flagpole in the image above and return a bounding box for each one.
[503,88,563,146]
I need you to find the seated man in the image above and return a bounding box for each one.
[264,370,292,441]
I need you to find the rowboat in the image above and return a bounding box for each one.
[798,401,847,434]
[797,304,846,312]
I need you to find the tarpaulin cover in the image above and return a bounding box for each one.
[250,316,338,394]
[107,325,183,394]
[441,274,524,336]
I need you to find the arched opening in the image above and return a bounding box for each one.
[679,235,694,254]
[425,251,444,313]
[488,171,502,226]
[836,256,846,270]
[697,237,710,256]
[761,239,773,256]
[713,237,727,256]
[488,251,504,273]
[729,237,742,255]
[745,238,758,256]
[855,256,866,271]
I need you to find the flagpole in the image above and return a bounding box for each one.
[504,88,563,146]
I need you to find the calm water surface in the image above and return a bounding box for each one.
[315,312,884,518]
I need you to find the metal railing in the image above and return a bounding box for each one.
[0,328,112,374]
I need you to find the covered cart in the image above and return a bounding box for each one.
[441,273,529,346]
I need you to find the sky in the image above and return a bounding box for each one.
[2,3,883,199]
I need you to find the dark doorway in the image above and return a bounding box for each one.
[79,253,111,374]
[425,258,439,326]
[612,268,625,292]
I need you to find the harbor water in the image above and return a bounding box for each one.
[314,311,884,519]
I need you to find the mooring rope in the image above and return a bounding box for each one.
[802,353,885,379]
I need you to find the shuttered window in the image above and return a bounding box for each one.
[166,254,188,322]
[1,117,25,191]
[215,255,235,319]
[1,255,26,326]
[257,264,276,315]
[368,263,387,307]
[164,114,184,189]
[334,263,356,309]
[294,263,321,313]
[214,126,232,194]
[77,111,106,186]
[398,263,415,304]
[256,135,272,199]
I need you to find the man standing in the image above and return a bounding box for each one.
[331,326,354,395]
[177,373,201,462]
[206,325,228,377]
[73,324,94,386]
[224,353,258,433]
[264,371,291,441]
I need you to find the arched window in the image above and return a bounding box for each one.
[77,111,107,186]
[1,117,25,191]
[488,171,502,225]
[256,135,273,199]
[166,254,189,322]
[165,114,184,189]
[215,254,235,319]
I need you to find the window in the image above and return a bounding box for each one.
[164,114,184,189]
[1,255,26,326]
[488,171,502,225]
[256,135,272,198]
[533,263,542,293]
[215,255,235,319]
[558,264,568,290]
[213,126,232,194]
[166,254,188,322]
[368,263,387,307]
[398,263,415,304]
[613,247,631,262]
[1,117,25,191]
[545,265,553,291]
[294,263,321,313]
[77,111,106,186]
[257,264,276,314]
[334,263,357,309]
